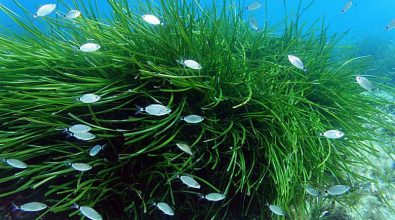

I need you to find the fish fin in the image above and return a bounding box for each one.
[135,105,143,115]
[11,203,19,211]
[71,203,79,209]
[176,59,184,65]
[65,131,74,138]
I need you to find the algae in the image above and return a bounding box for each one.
[0,0,394,219]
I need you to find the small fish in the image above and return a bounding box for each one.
[3,158,28,169]
[79,43,101,52]
[176,143,193,155]
[181,115,204,124]
[154,202,174,216]
[326,185,350,196]
[356,76,375,92]
[246,2,261,11]
[341,1,352,14]
[177,59,202,70]
[14,202,47,212]
[305,186,320,197]
[320,130,344,139]
[250,18,260,31]
[69,132,96,141]
[319,210,330,218]
[73,204,103,220]
[288,55,307,72]
[65,9,81,19]
[89,144,105,156]
[34,4,56,18]
[178,175,200,189]
[67,124,91,134]
[268,204,285,216]
[386,19,395,30]
[136,104,171,116]
[78,93,101,104]
[70,162,92,171]
[203,193,225,201]
[142,14,162,25]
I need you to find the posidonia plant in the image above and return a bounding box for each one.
[0,0,394,219]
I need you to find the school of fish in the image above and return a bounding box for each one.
[0,0,389,218]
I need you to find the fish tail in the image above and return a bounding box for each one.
[176,59,184,65]
[135,105,143,115]
[65,131,73,138]
[71,203,79,209]
[11,202,18,211]
[197,193,205,200]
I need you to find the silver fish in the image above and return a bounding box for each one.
[268,204,285,216]
[77,205,103,220]
[67,124,91,134]
[305,186,320,197]
[386,19,395,30]
[356,76,374,92]
[142,14,161,25]
[89,144,105,156]
[203,193,225,201]
[155,202,174,216]
[181,115,204,124]
[71,162,92,172]
[250,18,260,31]
[78,93,101,103]
[176,143,193,155]
[319,210,330,218]
[4,158,27,169]
[79,43,101,52]
[177,59,202,70]
[65,9,81,19]
[341,1,352,14]
[320,130,344,139]
[15,202,47,212]
[288,55,307,71]
[71,132,96,141]
[178,175,200,189]
[246,2,261,11]
[136,104,171,116]
[34,4,56,18]
[326,185,350,196]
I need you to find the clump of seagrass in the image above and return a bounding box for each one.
[0,0,394,219]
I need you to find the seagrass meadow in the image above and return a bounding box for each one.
[0,0,394,219]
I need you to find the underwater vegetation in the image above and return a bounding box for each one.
[0,0,394,219]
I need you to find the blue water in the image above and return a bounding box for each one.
[1,0,395,44]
